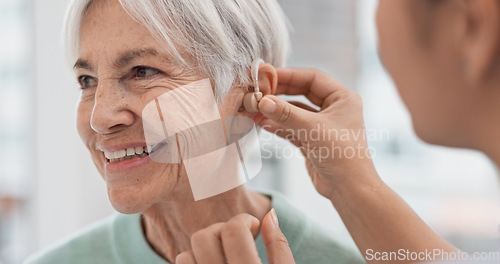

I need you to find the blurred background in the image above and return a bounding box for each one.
[0,0,499,263]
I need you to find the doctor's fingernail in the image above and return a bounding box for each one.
[270,208,279,227]
[260,97,276,114]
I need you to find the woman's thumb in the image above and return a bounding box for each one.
[261,209,296,264]
[258,95,313,131]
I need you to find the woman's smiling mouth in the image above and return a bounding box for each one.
[99,144,156,174]
[103,145,151,163]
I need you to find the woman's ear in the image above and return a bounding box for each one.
[257,63,278,96]
[239,62,277,114]
[461,0,500,83]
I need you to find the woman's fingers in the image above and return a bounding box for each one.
[178,212,296,264]
[261,210,296,264]
[178,214,262,264]
[220,214,262,264]
[190,223,226,264]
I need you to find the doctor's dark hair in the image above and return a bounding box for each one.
[63,0,291,103]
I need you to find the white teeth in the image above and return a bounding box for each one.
[103,146,150,161]
[104,151,114,159]
[127,147,135,156]
[135,147,144,155]
[114,149,126,159]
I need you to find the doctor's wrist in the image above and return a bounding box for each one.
[327,165,383,204]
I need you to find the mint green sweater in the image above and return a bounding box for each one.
[25,191,363,264]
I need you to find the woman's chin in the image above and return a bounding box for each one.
[106,185,158,214]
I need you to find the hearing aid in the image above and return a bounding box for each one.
[243,58,265,113]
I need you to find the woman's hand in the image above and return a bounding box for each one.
[258,67,380,199]
[176,210,295,264]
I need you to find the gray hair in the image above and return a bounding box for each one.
[63,0,291,102]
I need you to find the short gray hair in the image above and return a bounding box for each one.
[63,0,291,102]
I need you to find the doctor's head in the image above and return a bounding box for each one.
[63,0,289,213]
[377,0,500,152]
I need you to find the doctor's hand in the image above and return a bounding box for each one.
[176,210,295,264]
[258,68,380,200]
[256,69,459,263]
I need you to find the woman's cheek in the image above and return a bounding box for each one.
[76,99,95,143]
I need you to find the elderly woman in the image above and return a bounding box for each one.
[25,0,363,263]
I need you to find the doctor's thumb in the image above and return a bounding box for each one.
[261,209,296,264]
[258,95,313,131]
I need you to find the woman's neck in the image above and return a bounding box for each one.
[141,187,271,262]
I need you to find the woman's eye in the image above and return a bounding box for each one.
[133,66,159,79]
[78,75,97,89]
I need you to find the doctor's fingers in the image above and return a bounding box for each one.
[275,67,349,110]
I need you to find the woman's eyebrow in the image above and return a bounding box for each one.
[114,48,161,68]
[73,48,170,71]
[74,59,92,71]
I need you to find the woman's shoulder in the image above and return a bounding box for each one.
[258,189,365,264]
[23,214,126,264]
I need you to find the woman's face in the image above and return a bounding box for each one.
[76,0,244,213]
[376,0,478,147]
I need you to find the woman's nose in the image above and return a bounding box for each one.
[90,82,135,134]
